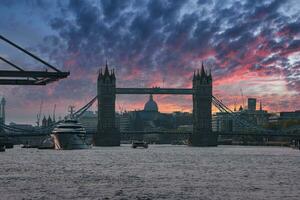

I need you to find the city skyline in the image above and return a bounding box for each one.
[0,0,299,124]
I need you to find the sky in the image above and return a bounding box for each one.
[0,0,299,124]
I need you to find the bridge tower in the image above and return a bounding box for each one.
[94,63,120,146]
[189,64,217,146]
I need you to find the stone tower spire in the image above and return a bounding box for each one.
[200,62,206,78]
[190,62,217,146]
[94,62,120,146]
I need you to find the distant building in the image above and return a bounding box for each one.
[213,98,269,133]
[177,125,193,132]
[41,115,54,127]
[119,112,131,132]
[248,98,256,111]
[144,94,158,112]
[212,112,233,132]
[279,110,300,120]
[78,94,192,133]
[78,111,97,132]
[119,95,191,132]
[9,122,34,131]
[119,94,160,131]
[275,110,300,130]
[172,111,193,127]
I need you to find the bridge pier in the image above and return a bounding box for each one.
[189,64,217,147]
[94,129,120,146]
[189,133,217,146]
[94,64,120,146]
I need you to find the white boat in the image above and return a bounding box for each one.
[51,119,90,150]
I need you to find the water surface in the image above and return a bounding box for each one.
[1,145,300,200]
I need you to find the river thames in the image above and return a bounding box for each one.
[1,145,300,200]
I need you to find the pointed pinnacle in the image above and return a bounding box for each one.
[201,62,205,76]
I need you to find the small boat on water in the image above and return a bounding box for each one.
[21,144,39,148]
[51,119,90,150]
[132,141,148,149]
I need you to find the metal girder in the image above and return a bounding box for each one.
[0,70,69,85]
[0,79,46,85]
[0,77,69,85]
[0,70,70,78]
[0,56,24,71]
[0,35,60,72]
[0,35,70,85]
[116,88,194,95]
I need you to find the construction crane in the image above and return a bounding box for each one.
[234,98,237,111]
[0,35,70,85]
[36,100,43,127]
[68,105,75,119]
[240,88,245,109]
[52,104,56,122]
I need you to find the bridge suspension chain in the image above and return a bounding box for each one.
[72,96,97,119]
[212,95,273,133]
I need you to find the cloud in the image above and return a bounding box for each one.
[1,0,300,123]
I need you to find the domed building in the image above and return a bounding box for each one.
[144,94,158,112]
[138,94,159,122]
[119,94,180,132]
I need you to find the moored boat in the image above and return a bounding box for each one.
[132,141,148,148]
[51,119,90,150]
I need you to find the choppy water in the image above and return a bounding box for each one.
[1,145,300,200]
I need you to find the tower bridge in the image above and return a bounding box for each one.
[2,56,298,146]
[94,63,216,147]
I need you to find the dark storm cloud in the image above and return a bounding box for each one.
[250,0,282,17]
[42,0,299,90]
[282,21,300,35]
[100,0,130,20]
[1,0,300,123]
[287,39,300,51]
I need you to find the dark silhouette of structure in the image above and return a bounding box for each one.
[0,35,69,85]
[190,64,217,146]
[94,63,120,146]
[94,63,217,147]
[0,34,69,148]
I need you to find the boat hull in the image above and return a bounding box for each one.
[132,142,148,148]
[51,133,90,150]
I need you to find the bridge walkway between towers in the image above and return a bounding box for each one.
[116,88,193,95]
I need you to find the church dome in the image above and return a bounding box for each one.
[144,94,158,112]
